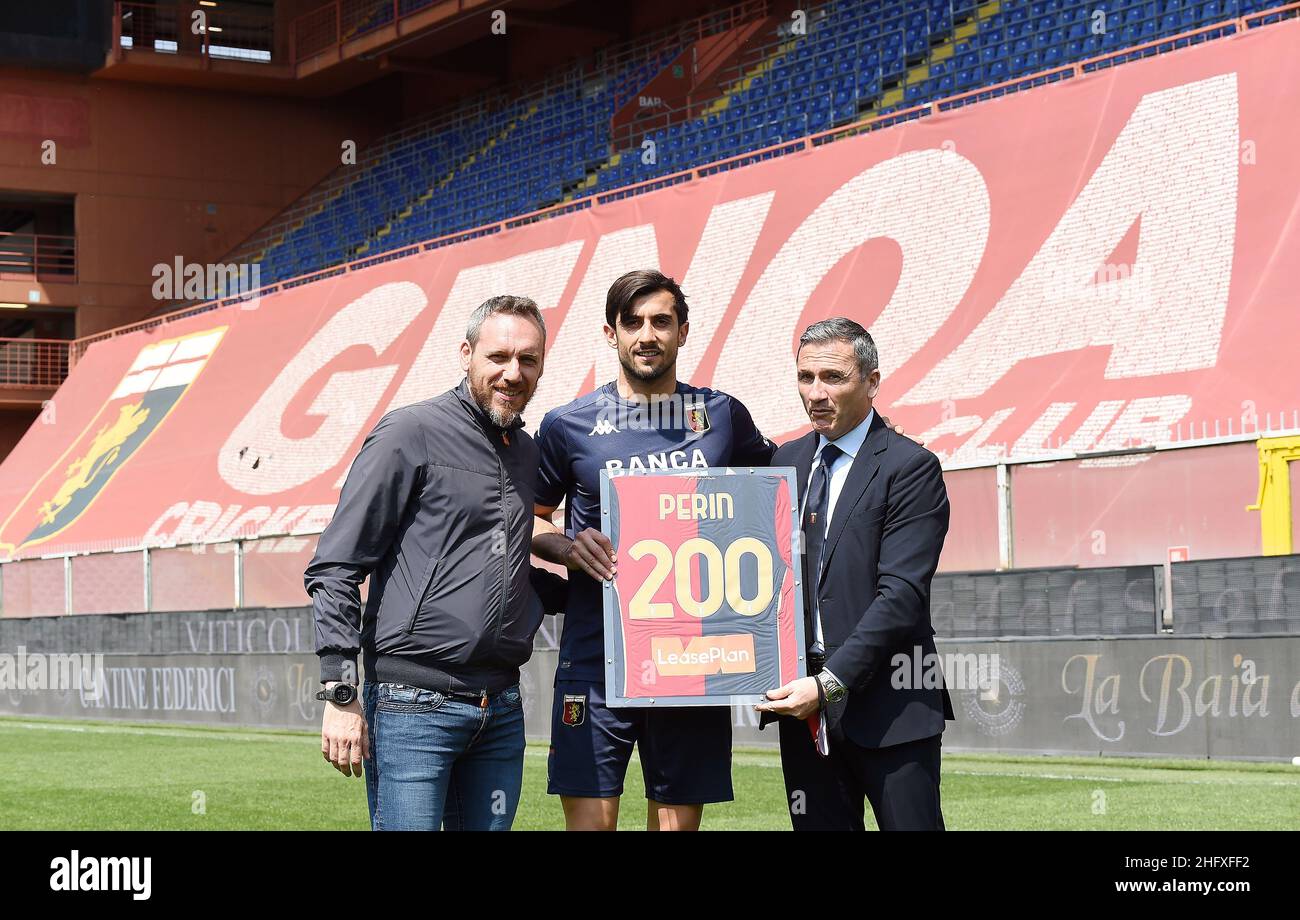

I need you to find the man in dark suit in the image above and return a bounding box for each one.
[756,317,953,831]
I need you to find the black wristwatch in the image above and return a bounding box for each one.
[316,683,357,706]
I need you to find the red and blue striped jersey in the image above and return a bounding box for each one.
[536,381,774,682]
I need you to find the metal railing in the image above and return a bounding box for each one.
[1,431,1295,617]
[0,534,325,617]
[0,233,75,282]
[340,0,409,59]
[290,0,510,63]
[116,1,275,63]
[288,0,769,67]
[0,339,72,388]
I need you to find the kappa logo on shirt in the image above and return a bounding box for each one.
[588,418,619,436]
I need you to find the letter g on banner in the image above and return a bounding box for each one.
[219,282,427,494]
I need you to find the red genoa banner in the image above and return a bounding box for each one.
[2,23,1300,558]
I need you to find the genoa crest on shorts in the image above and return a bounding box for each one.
[561,694,586,726]
[600,467,807,707]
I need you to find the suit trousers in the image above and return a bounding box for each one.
[777,716,945,831]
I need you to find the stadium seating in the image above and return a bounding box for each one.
[238,40,680,285]
[229,0,1277,289]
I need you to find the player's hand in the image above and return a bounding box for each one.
[879,414,925,447]
[321,698,368,777]
[564,527,616,581]
[755,676,821,719]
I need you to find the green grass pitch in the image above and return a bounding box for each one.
[3,716,1297,830]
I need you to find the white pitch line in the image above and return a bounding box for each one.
[4,720,312,744]
[10,723,1300,785]
[698,751,1299,786]
[950,769,1300,787]
[949,769,1125,782]
[561,749,1299,785]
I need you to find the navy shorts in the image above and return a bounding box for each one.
[547,678,734,804]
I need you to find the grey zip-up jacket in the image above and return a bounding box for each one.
[306,379,566,695]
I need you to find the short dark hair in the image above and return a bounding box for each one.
[604,269,688,328]
[465,294,546,346]
[798,317,878,379]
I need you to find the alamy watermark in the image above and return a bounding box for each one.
[0,646,104,700]
[151,256,261,303]
[891,646,1001,694]
[49,851,151,900]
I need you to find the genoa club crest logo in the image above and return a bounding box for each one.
[0,326,227,556]
[686,405,710,434]
[561,693,586,727]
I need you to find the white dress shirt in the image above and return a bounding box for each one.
[802,408,875,683]
[804,408,876,534]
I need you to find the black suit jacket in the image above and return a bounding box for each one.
[776,412,955,749]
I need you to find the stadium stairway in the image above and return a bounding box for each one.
[694,35,802,121]
[352,102,542,257]
[560,34,803,203]
[873,0,1000,114]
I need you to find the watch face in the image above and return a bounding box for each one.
[333,685,354,704]
[820,676,845,703]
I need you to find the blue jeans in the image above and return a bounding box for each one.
[362,681,380,828]
[365,681,525,831]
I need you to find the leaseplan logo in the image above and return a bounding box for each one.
[0,327,226,555]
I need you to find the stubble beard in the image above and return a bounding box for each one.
[470,374,531,428]
[619,346,675,384]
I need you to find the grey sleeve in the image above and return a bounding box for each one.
[305,409,424,684]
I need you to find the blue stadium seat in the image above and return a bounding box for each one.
[238,0,1275,287]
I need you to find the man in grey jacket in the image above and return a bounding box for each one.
[306,294,565,831]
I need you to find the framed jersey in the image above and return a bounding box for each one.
[600,466,807,707]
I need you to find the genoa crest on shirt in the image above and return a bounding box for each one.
[600,467,807,707]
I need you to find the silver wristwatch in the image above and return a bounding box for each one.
[817,671,847,705]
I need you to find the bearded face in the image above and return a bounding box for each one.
[607,289,686,385]
[460,313,545,428]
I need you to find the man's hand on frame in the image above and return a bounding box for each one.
[755,676,822,720]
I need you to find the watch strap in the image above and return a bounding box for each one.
[318,683,357,704]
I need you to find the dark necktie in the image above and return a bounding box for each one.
[802,443,842,665]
